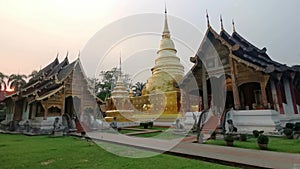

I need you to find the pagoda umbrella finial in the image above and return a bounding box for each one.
[162,1,170,38]
[206,9,210,28]
[220,14,224,31]
[232,19,236,32]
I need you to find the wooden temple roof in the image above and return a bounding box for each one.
[180,24,300,91]
[194,26,300,74]
[4,57,92,102]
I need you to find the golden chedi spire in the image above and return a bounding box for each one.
[144,6,184,94]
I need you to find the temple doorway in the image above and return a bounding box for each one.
[239,82,261,110]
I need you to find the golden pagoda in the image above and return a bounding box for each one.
[141,7,184,120]
[105,60,135,123]
[105,8,185,124]
[144,8,184,94]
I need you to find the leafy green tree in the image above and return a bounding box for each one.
[0,72,8,91]
[8,74,27,91]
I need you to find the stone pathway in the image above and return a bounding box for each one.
[74,131,300,169]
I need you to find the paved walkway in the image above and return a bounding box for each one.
[74,131,300,169]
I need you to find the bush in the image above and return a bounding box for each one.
[253,130,259,138]
[239,134,247,141]
[285,123,294,129]
[224,134,234,142]
[148,121,153,128]
[140,121,153,129]
[294,122,300,131]
[257,135,269,144]
[283,128,293,139]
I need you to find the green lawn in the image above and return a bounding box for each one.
[0,134,236,169]
[206,136,300,154]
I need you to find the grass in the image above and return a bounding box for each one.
[206,136,300,154]
[0,134,236,169]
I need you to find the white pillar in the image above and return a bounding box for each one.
[283,78,293,116]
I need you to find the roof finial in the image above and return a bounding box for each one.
[220,14,224,31]
[77,50,80,59]
[162,2,170,38]
[206,9,210,28]
[56,52,59,58]
[232,19,236,32]
[66,51,69,58]
[118,52,122,81]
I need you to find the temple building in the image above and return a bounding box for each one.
[0,56,102,133]
[181,15,300,133]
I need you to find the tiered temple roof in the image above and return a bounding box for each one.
[191,20,300,75]
[5,56,100,103]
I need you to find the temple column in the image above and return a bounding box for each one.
[43,101,48,120]
[61,84,65,115]
[270,80,279,111]
[260,75,269,108]
[283,77,294,115]
[202,65,208,110]
[290,73,298,114]
[229,57,240,109]
[275,74,284,114]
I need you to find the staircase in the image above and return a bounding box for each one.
[200,115,219,140]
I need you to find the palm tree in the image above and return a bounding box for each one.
[28,70,38,81]
[0,72,8,91]
[8,74,27,91]
[132,82,146,96]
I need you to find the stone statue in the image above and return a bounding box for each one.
[192,113,197,132]
[175,118,185,130]
[173,118,187,135]
[227,119,237,133]
[52,117,64,136]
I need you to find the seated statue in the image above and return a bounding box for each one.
[227,119,237,133]
[52,117,64,136]
[173,118,187,135]
[175,118,185,130]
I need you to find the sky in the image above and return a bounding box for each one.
[1,0,300,82]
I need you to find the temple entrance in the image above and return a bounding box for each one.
[207,75,226,116]
[239,82,261,110]
[64,96,81,131]
[225,76,234,109]
[65,96,81,117]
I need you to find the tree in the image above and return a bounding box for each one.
[8,74,27,91]
[0,72,8,91]
[131,82,146,96]
[28,70,38,81]
[96,67,131,101]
